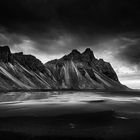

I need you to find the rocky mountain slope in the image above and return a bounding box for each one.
[0,46,127,90]
[0,46,57,90]
[45,48,127,90]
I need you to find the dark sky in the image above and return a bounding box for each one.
[0,0,140,58]
[1,0,140,88]
[1,0,140,36]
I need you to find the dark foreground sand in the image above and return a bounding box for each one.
[1,110,140,140]
[0,91,140,140]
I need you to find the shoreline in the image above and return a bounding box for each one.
[0,88,133,93]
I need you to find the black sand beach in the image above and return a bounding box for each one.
[0,91,140,140]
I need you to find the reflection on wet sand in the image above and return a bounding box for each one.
[0,91,140,139]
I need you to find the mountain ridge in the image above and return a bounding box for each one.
[45,48,127,90]
[46,48,119,82]
[0,46,128,90]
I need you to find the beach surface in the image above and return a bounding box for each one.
[0,91,140,139]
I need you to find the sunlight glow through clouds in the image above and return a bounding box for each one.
[11,39,63,63]
[120,79,140,89]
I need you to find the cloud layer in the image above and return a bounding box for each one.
[0,0,140,68]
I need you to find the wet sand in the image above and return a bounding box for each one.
[1,91,140,139]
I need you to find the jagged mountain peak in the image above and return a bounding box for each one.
[0,46,11,53]
[45,48,128,90]
[71,49,81,54]
[59,48,96,62]
[68,49,81,59]
[62,49,81,61]
[0,46,46,74]
[82,48,96,62]
[83,48,93,54]
[0,45,13,63]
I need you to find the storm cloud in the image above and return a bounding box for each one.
[0,0,140,66]
[116,37,140,68]
[1,0,140,35]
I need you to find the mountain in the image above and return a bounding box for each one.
[0,46,127,90]
[0,46,57,90]
[45,48,127,90]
